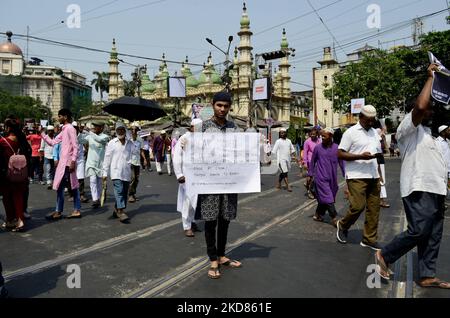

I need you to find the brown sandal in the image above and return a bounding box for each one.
[208,267,221,279]
[418,279,450,289]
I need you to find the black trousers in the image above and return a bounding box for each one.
[279,172,288,182]
[382,191,445,278]
[205,217,230,261]
[31,157,43,181]
[316,203,337,218]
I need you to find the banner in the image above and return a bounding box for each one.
[351,98,365,114]
[183,132,261,205]
[137,129,151,138]
[253,78,269,101]
[428,52,450,104]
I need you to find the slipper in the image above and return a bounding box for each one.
[219,259,242,268]
[374,251,390,280]
[66,213,82,219]
[313,215,324,222]
[11,226,25,233]
[418,279,450,289]
[45,212,63,221]
[208,267,221,279]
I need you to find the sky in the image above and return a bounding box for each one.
[1,0,449,100]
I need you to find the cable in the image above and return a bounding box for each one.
[306,0,347,55]
[0,32,205,67]
[33,0,167,36]
[32,0,122,35]
[253,0,344,36]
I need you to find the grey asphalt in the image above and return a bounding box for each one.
[1,159,449,298]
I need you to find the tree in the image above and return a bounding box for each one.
[0,89,51,123]
[91,71,109,102]
[123,79,136,97]
[324,49,413,117]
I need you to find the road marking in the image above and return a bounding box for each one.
[126,181,346,298]
[3,178,306,282]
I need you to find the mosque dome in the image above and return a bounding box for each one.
[0,31,23,55]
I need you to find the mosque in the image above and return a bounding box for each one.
[107,3,293,128]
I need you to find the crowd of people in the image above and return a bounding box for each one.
[1,65,449,287]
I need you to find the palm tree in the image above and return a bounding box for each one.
[91,71,109,102]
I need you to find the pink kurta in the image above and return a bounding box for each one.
[42,123,79,190]
[303,137,321,169]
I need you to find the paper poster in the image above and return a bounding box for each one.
[183,132,261,204]
[40,120,48,128]
[351,98,365,114]
[428,51,450,104]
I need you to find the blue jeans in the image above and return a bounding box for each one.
[113,179,130,209]
[113,180,130,210]
[56,167,81,212]
[44,158,55,184]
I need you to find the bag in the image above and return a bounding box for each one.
[1,137,28,183]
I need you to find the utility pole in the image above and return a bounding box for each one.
[26,26,30,63]
[412,17,424,46]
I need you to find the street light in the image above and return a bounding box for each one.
[205,36,234,90]
[118,59,146,97]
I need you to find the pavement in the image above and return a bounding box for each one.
[1,159,449,298]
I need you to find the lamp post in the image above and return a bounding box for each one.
[118,59,146,97]
[205,36,234,91]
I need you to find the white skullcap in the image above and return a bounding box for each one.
[438,125,449,134]
[46,125,54,130]
[323,127,334,134]
[191,118,203,126]
[160,130,167,134]
[131,122,140,129]
[280,127,287,132]
[115,121,126,130]
[360,105,377,117]
[72,121,78,127]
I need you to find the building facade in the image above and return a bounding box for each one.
[0,31,92,120]
[107,3,293,128]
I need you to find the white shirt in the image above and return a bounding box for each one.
[272,138,295,163]
[130,136,144,166]
[437,136,450,177]
[102,137,133,181]
[396,112,447,197]
[338,122,381,179]
[40,139,54,159]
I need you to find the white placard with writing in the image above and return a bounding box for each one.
[351,98,365,114]
[183,133,261,203]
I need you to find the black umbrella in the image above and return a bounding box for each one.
[102,96,166,121]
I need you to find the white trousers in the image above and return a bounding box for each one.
[380,164,387,199]
[90,176,102,202]
[156,154,172,174]
[182,206,196,230]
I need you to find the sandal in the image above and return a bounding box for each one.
[208,267,221,279]
[45,211,63,221]
[67,212,82,219]
[418,278,450,289]
[219,259,242,268]
[1,221,16,230]
[313,215,324,222]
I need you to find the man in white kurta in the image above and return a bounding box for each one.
[271,128,295,192]
[437,125,450,179]
[81,121,109,208]
[102,122,133,223]
[173,119,202,237]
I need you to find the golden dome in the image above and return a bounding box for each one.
[0,31,23,56]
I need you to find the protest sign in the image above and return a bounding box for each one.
[40,120,48,128]
[428,51,450,104]
[351,98,365,114]
[183,132,261,205]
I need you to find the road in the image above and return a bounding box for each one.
[1,158,449,298]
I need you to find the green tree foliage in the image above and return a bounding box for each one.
[324,30,450,117]
[123,80,136,97]
[0,89,51,122]
[72,95,101,119]
[91,71,109,101]
[324,49,413,117]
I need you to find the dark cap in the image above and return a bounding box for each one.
[212,91,232,105]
